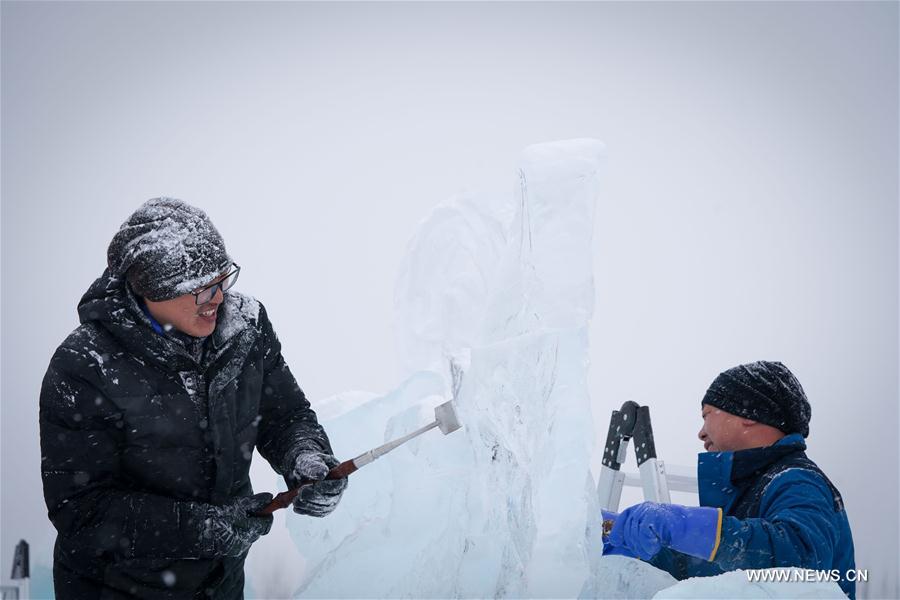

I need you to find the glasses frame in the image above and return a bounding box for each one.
[192,263,241,305]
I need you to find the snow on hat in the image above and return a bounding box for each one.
[701,361,811,438]
[107,197,231,301]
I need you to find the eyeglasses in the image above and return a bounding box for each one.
[192,263,241,305]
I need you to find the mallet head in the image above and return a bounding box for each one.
[434,400,462,435]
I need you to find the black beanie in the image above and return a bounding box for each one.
[701,361,811,438]
[107,198,231,301]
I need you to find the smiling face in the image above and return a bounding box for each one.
[143,271,229,337]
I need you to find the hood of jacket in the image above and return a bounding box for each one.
[77,267,259,373]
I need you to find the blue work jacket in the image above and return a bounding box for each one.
[649,434,856,598]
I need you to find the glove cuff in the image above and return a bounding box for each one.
[258,514,274,536]
[188,501,217,559]
[669,506,723,561]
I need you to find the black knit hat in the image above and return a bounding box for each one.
[701,361,811,438]
[107,198,231,301]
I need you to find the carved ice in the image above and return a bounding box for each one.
[286,139,605,598]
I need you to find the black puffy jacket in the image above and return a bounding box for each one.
[40,269,333,598]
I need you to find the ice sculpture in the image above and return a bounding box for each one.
[286,139,606,598]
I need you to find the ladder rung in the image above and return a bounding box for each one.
[622,467,698,495]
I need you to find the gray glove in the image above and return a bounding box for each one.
[200,493,274,557]
[288,450,348,517]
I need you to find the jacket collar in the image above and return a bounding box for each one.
[697,433,806,510]
[137,298,165,334]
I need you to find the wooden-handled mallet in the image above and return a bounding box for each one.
[256,400,462,516]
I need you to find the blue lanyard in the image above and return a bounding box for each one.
[138,298,165,334]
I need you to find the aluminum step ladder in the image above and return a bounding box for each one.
[597,401,697,513]
[0,540,29,600]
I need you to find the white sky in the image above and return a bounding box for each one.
[2,2,897,597]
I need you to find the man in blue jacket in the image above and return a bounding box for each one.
[605,361,856,598]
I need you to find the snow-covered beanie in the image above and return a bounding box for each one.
[701,361,811,438]
[107,197,231,301]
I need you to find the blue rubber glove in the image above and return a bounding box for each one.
[607,502,722,561]
[600,509,638,558]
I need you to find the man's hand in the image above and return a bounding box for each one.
[607,501,722,561]
[200,493,274,558]
[600,509,638,558]
[289,448,348,517]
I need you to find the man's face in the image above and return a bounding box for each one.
[697,404,753,452]
[144,271,229,337]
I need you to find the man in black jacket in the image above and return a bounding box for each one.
[40,197,347,598]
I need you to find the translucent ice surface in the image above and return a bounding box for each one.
[286,139,606,598]
[578,558,846,600]
[653,568,847,599]
[580,556,678,599]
